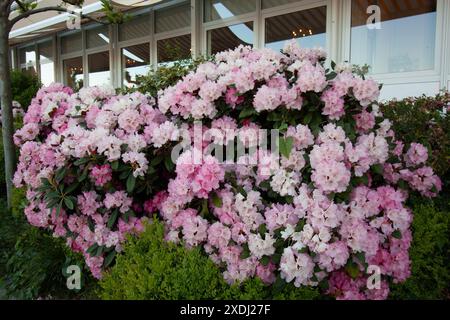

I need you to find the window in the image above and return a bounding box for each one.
[157,34,191,64]
[61,32,82,54]
[88,51,110,86]
[155,2,190,33]
[204,0,256,22]
[86,25,110,49]
[207,22,254,55]
[119,13,151,41]
[265,6,327,52]
[122,43,150,88]
[38,41,54,86]
[63,57,83,90]
[19,45,37,75]
[351,0,437,74]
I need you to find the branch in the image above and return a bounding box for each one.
[8,5,107,31]
[14,0,28,12]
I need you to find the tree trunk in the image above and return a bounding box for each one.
[0,13,16,208]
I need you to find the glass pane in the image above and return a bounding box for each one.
[63,57,83,90]
[119,13,151,41]
[61,32,82,54]
[39,41,54,86]
[155,2,190,33]
[86,26,110,49]
[207,22,253,55]
[262,0,300,9]
[204,0,256,22]
[19,45,36,66]
[88,51,111,86]
[122,43,151,88]
[265,7,327,52]
[157,34,191,64]
[351,0,437,74]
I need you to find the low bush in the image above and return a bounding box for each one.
[10,69,41,112]
[389,204,450,300]
[0,193,98,300]
[100,218,320,300]
[381,92,450,209]
[125,58,205,97]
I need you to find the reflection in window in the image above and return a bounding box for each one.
[119,13,150,41]
[262,0,301,9]
[39,41,54,86]
[208,22,253,55]
[155,2,190,33]
[63,57,83,90]
[204,0,256,22]
[122,43,150,88]
[88,51,110,86]
[351,0,437,74]
[19,46,37,75]
[157,34,191,64]
[61,32,82,54]
[86,26,110,49]
[265,7,327,52]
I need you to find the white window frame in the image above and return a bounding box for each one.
[343,0,444,86]
[202,0,258,55]
[84,24,114,87]
[17,36,57,84]
[260,0,332,58]
[59,29,85,88]
[116,9,153,88]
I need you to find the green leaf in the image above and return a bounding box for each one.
[64,197,74,210]
[200,199,209,217]
[95,245,104,257]
[103,250,116,268]
[345,261,360,279]
[107,209,119,229]
[303,112,313,124]
[126,174,136,193]
[279,136,294,158]
[240,245,250,259]
[212,192,223,208]
[55,202,63,217]
[55,167,67,183]
[258,224,267,237]
[86,243,98,256]
[392,230,402,239]
[111,161,119,171]
[64,182,79,194]
[260,256,270,266]
[372,163,384,175]
[164,156,175,172]
[74,158,89,166]
[239,107,256,119]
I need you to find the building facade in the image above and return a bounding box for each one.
[9,0,450,100]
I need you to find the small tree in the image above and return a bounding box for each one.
[0,0,124,207]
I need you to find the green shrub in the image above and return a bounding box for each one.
[100,219,320,300]
[389,204,450,300]
[126,58,206,97]
[10,69,41,111]
[0,197,98,299]
[380,92,450,209]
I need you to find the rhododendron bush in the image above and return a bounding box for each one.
[14,41,441,300]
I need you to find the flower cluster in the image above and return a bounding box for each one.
[151,41,441,299]
[15,41,441,299]
[13,83,181,278]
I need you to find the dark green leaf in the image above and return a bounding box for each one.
[126,174,136,193]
